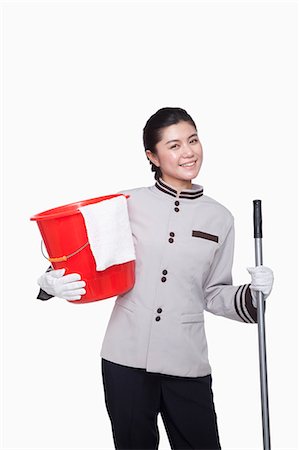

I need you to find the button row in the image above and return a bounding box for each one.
[156,307,163,321]
[174,200,180,212]
[161,267,167,282]
[169,231,175,244]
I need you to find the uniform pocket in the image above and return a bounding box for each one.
[181,312,204,323]
[192,230,219,243]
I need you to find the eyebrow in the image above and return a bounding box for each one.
[165,133,198,145]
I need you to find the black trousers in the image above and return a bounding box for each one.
[101,358,221,450]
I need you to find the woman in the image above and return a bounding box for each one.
[37,107,274,450]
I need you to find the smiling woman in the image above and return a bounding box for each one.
[36,106,274,450]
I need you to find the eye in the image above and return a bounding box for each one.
[190,138,198,144]
[170,144,179,149]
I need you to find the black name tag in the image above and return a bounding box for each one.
[192,230,219,243]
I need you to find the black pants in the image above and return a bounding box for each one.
[101,358,221,450]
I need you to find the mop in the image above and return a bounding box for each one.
[253,200,271,450]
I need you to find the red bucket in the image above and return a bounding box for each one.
[30,194,135,304]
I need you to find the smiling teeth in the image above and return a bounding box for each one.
[180,161,196,167]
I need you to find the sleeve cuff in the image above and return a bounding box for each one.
[234,283,258,323]
[36,265,54,300]
[37,288,54,301]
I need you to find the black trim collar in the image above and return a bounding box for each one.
[155,177,204,200]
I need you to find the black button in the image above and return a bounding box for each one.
[174,207,180,212]
[157,308,162,313]
[155,316,161,321]
[161,276,167,282]
[169,232,175,237]
[175,200,180,206]
[168,238,174,243]
[162,269,168,275]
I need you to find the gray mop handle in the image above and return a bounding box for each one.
[253,200,271,450]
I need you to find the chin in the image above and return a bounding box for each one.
[178,170,200,181]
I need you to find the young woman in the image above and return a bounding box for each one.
[37,107,274,450]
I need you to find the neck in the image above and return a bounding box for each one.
[160,175,192,191]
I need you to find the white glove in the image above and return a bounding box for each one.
[37,268,86,301]
[246,265,274,308]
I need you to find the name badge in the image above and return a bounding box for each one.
[192,230,219,243]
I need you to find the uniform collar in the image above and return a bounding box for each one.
[154,177,204,200]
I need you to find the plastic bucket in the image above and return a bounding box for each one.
[30,194,135,304]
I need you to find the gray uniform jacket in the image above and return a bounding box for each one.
[99,177,257,378]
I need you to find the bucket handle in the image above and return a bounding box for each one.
[41,240,89,263]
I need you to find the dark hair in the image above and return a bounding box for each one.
[143,107,197,180]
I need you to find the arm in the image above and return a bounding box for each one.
[203,218,257,324]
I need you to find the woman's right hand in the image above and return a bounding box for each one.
[37,268,86,301]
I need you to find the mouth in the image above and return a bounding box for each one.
[179,160,197,168]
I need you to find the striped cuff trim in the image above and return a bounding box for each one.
[234,284,257,323]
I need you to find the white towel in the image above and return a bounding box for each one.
[79,195,136,271]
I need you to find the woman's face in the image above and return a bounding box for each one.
[146,121,203,188]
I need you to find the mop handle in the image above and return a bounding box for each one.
[253,200,271,450]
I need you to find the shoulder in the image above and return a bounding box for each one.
[200,193,234,225]
[116,186,150,198]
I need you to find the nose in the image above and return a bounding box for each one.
[182,143,195,157]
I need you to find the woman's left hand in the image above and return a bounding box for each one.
[246,265,274,308]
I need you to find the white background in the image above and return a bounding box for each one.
[1,1,298,449]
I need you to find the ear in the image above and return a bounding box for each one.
[145,149,160,167]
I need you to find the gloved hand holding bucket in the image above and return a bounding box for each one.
[31,194,136,304]
[37,268,87,301]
